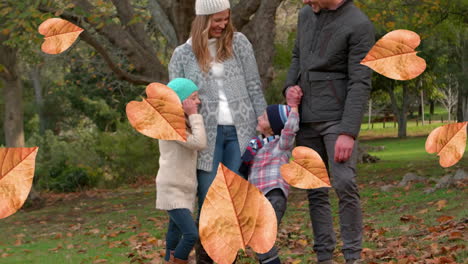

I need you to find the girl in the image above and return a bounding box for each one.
[156,78,207,264]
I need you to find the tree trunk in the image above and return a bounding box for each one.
[3,78,25,147]
[239,0,283,90]
[166,0,196,44]
[457,91,467,122]
[29,65,46,135]
[387,80,408,138]
[456,30,467,122]
[0,34,25,147]
[420,89,424,125]
[399,84,409,138]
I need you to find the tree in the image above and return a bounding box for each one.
[1,0,286,144]
[453,26,468,122]
[0,33,24,147]
[438,74,459,122]
[358,0,467,137]
[34,0,285,88]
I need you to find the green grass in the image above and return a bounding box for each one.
[0,136,466,263]
[359,121,455,139]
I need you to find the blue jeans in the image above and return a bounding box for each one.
[165,209,199,261]
[197,125,243,217]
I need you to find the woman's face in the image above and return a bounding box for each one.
[209,9,230,38]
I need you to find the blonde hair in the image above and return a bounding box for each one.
[190,11,235,72]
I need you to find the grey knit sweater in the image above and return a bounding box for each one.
[169,32,267,172]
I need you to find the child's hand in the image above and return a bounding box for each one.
[286,86,303,107]
[183,99,198,115]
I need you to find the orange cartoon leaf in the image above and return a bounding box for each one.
[425,122,467,167]
[126,83,186,141]
[280,146,331,189]
[0,147,39,219]
[38,18,84,54]
[361,29,426,80]
[199,164,277,264]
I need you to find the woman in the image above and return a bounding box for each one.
[168,0,267,262]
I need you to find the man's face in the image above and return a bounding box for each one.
[303,0,333,12]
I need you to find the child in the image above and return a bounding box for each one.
[156,78,207,264]
[239,100,301,264]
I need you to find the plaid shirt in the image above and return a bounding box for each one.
[248,111,299,197]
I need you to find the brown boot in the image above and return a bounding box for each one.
[173,257,189,264]
[165,251,175,263]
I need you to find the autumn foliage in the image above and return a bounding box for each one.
[126,83,186,141]
[0,147,39,219]
[280,146,331,189]
[361,29,426,80]
[425,122,467,168]
[199,164,277,264]
[38,18,83,55]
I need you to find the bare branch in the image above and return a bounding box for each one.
[38,4,157,84]
[147,0,178,48]
[231,0,260,30]
[79,31,154,85]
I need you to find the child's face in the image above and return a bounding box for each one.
[183,91,201,106]
[256,111,272,135]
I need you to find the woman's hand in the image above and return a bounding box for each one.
[183,99,198,115]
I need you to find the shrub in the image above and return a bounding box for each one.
[27,121,159,191]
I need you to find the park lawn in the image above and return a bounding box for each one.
[0,137,466,263]
[359,121,451,139]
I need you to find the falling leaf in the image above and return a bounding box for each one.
[38,18,84,54]
[280,146,331,189]
[126,83,186,141]
[436,200,447,211]
[199,164,277,264]
[0,147,39,219]
[361,29,426,80]
[425,122,467,167]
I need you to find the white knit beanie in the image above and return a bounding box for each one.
[195,0,230,15]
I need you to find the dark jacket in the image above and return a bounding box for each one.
[284,0,375,138]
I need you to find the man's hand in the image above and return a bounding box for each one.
[183,99,198,116]
[286,85,303,107]
[334,134,355,163]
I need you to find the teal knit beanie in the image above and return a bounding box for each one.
[167,78,199,101]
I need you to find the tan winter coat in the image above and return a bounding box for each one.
[156,114,207,212]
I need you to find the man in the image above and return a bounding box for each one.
[284,0,375,263]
